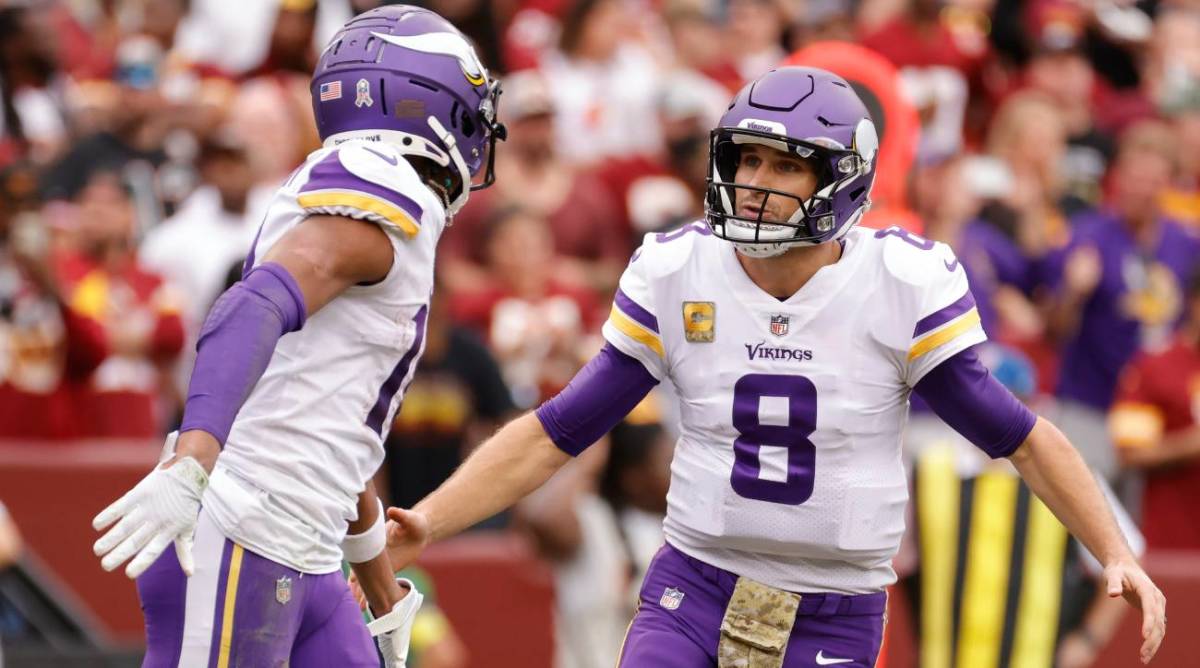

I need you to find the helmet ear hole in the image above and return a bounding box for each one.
[849,186,866,202]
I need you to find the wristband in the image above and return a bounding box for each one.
[342,499,386,563]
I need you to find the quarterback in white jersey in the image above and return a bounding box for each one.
[379,66,1166,668]
[90,6,505,667]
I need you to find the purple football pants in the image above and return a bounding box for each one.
[136,509,377,668]
[619,543,886,668]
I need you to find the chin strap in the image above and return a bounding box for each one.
[426,115,472,217]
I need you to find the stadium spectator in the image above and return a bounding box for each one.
[516,439,629,668]
[174,0,351,76]
[139,129,268,404]
[862,0,990,159]
[1110,269,1200,549]
[1045,120,1200,480]
[243,0,320,79]
[0,163,106,440]
[1022,9,1114,214]
[620,70,727,236]
[539,0,665,163]
[442,71,628,296]
[599,411,673,608]
[384,277,516,517]
[0,5,70,167]
[450,206,601,408]
[1160,89,1200,230]
[661,0,741,92]
[56,170,184,438]
[725,0,787,82]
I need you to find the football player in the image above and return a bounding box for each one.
[90,6,505,667]
[378,67,1166,667]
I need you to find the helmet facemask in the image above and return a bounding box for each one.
[705,126,873,254]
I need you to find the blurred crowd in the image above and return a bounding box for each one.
[1,0,1199,665]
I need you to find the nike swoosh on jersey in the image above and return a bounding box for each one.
[944,258,959,272]
[363,146,399,166]
[815,651,854,665]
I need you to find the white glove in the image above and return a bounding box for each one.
[92,454,208,579]
[368,578,424,668]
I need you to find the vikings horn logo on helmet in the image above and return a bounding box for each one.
[371,31,489,86]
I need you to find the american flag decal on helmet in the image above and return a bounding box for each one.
[319,81,342,102]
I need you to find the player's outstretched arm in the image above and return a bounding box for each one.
[385,412,570,568]
[1009,418,1166,664]
[172,214,394,470]
[93,214,393,579]
[384,343,660,568]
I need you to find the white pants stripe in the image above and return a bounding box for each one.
[177,508,226,668]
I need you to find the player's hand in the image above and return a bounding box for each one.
[369,578,424,668]
[1104,559,1166,664]
[92,456,208,579]
[384,507,431,570]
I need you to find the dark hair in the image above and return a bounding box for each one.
[599,421,665,509]
[0,8,27,146]
[558,0,608,56]
[480,203,537,247]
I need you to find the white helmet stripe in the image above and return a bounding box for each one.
[372,31,487,84]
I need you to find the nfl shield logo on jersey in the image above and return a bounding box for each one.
[275,577,292,605]
[355,78,374,108]
[769,314,789,337]
[659,586,685,610]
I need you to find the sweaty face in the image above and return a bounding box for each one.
[733,143,820,223]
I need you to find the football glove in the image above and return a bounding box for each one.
[368,578,424,668]
[92,435,208,579]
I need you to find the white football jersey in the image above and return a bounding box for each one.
[603,222,986,593]
[203,140,444,573]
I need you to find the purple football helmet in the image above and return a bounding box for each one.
[311,5,506,215]
[705,67,879,255]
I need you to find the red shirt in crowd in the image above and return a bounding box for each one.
[56,252,184,439]
[0,285,107,440]
[1110,336,1200,549]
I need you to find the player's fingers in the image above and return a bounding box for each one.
[101,522,155,572]
[93,510,142,556]
[1137,580,1159,637]
[385,507,411,527]
[175,531,196,577]
[92,490,136,531]
[386,507,428,543]
[126,532,171,579]
[1105,565,1124,597]
[1137,587,1165,663]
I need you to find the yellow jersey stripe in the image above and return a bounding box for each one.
[918,444,960,668]
[216,544,246,668]
[955,471,1018,668]
[608,306,665,358]
[297,191,420,238]
[1010,497,1068,667]
[908,308,982,362]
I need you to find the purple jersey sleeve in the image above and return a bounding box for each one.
[913,346,1037,458]
[180,263,306,445]
[535,343,659,456]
